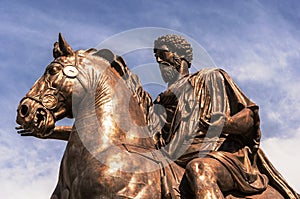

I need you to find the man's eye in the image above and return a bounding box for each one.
[159,54,165,60]
[156,52,166,61]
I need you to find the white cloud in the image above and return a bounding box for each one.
[232,61,276,82]
[261,129,300,192]
[0,166,58,199]
[0,129,65,199]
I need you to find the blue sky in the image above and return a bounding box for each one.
[1,0,300,198]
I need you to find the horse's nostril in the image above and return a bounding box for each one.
[19,104,29,117]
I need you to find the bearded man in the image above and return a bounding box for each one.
[149,34,298,198]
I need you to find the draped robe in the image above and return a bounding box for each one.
[149,68,298,197]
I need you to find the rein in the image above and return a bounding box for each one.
[22,53,80,137]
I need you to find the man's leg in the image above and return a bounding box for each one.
[184,157,235,199]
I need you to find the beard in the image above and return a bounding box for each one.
[159,62,179,84]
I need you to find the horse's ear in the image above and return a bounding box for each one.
[58,33,74,57]
[53,41,63,59]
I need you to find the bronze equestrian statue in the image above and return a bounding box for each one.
[16,33,298,198]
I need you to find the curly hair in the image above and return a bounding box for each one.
[154,34,193,66]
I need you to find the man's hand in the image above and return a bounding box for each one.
[200,112,226,138]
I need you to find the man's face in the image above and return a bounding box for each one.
[154,45,179,84]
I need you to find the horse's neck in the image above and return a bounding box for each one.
[74,65,155,153]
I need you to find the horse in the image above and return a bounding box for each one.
[16,33,184,199]
[16,33,293,199]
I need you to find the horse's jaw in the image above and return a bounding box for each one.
[16,98,56,138]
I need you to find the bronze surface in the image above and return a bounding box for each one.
[16,33,299,198]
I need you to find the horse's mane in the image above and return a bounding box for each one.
[90,48,153,122]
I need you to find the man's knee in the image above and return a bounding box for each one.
[185,158,217,182]
[186,157,236,192]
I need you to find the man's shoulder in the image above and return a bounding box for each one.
[190,68,228,80]
[192,67,227,75]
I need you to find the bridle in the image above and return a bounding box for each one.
[23,52,79,117]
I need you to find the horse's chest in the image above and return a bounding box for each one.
[60,137,88,184]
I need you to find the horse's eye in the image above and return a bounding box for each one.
[48,66,60,75]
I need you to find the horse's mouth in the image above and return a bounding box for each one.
[16,113,55,138]
[16,99,55,138]
[34,108,47,129]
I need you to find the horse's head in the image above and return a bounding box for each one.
[16,33,81,138]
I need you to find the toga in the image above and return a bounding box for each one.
[149,68,298,197]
